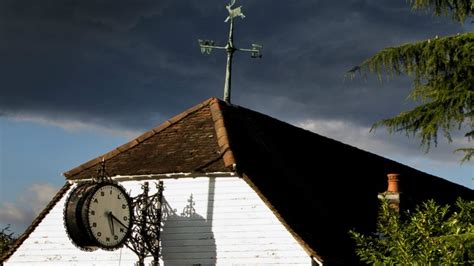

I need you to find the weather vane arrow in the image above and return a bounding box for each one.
[198,0,262,103]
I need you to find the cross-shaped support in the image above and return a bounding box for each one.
[198,0,262,103]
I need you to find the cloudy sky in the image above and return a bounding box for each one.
[0,0,472,235]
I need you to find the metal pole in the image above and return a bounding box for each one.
[223,18,235,103]
[152,181,164,266]
[198,1,261,103]
[139,182,149,266]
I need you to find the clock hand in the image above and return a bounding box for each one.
[110,213,128,229]
[107,212,115,235]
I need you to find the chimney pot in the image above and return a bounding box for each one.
[387,173,400,193]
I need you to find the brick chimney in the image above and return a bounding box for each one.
[378,173,401,211]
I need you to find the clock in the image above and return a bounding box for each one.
[64,182,133,251]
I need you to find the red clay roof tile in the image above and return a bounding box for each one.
[63,98,227,179]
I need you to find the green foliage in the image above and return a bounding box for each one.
[349,199,474,264]
[366,33,473,161]
[409,0,474,22]
[0,225,15,256]
[349,2,474,161]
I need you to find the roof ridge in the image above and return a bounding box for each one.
[63,97,217,179]
[209,98,236,170]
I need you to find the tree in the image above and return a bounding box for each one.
[349,199,474,264]
[0,225,15,256]
[350,0,474,162]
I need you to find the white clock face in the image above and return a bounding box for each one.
[87,184,132,248]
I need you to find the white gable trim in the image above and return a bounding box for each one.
[68,172,238,183]
[313,256,323,266]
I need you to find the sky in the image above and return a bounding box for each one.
[0,0,472,235]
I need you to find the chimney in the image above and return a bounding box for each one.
[378,173,401,211]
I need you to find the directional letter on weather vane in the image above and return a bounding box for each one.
[198,0,262,103]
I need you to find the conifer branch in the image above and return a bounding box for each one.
[353,33,473,161]
[409,0,474,23]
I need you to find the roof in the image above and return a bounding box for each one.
[5,97,473,265]
[64,98,234,179]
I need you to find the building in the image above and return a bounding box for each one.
[1,97,472,265]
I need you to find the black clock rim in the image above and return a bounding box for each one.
[63,182,99,252]
[83,182,133,251]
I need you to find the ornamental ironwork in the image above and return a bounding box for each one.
[126,181,164,266]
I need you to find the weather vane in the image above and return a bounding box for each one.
[198,0,262,103]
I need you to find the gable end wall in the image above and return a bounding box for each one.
[5,176,312,265]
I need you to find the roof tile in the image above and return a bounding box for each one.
[64,98,227,179]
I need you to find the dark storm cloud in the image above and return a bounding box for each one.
[0,0,221,128]
[233,1,461,125]
[0,0,464,130]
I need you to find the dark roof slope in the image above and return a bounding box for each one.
[221,102,473,264]
[57,97,474,264]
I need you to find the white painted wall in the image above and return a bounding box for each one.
[5,176,312,265]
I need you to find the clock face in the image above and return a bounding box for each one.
[85,183,132,249]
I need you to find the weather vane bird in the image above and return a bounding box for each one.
[198,0,262,103]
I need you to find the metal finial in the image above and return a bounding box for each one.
[94,157,111,182]
[198,0,262,103]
